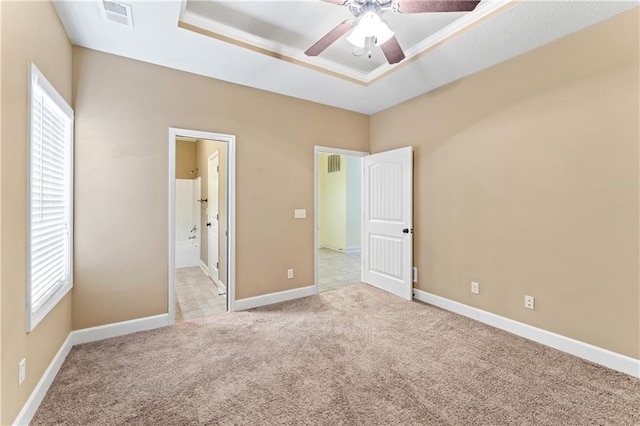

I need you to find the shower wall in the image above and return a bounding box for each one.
[175,178,200,268]
[175,138,200,268]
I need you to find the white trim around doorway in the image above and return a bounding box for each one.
[168,128,237,322]
[314,146,368,294]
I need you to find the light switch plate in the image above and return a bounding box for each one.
[294,209,306,219]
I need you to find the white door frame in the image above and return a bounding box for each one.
[207,151,220,285]
[314,146,369,293]
[168,128,237,322]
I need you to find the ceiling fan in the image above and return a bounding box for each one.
[305,0,481,64]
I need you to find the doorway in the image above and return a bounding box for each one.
[315,145,414,300]
[314,146,368,293]
[169,128,236,322]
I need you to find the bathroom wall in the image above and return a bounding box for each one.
[175,139,196,179]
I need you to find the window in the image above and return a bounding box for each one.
[27,63,74,332]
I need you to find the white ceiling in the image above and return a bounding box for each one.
[180,0,468,75]
[53,0,637,115]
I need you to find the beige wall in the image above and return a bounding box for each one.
[0,1,72,423]
[319,153,347,249]
[72,47,369,329]
[370,9,639,358]
[196,138,227,286]
[1,9,633,423]
[175,140,197,179]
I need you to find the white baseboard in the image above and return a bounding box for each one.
[413,289,640,378]
[13,334,73,426]
[14,314,171,425]
[319,245,360,254]
[199,260,209,275]
[72,314,171,345]
[235,285,316,311]
[319,244,344,252]
[217,279,226,295]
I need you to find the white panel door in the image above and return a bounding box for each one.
[363,146,413,300]
[208,153,220,284]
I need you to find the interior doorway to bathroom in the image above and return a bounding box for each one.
[315,147,367,293]
[169,129,236,322]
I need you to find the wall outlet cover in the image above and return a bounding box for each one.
[471,282,479,294]
[524,295,535,310]
[287,269,294,279]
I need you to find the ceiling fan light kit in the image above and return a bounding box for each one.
[305,0,481,65]
[346,12,394,48]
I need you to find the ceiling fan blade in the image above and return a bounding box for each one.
[380,35,406,64]
[396,0,480,13]
[305,20,355,57]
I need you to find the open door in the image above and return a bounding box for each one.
[363,146,413,300]
[208,152,220,284]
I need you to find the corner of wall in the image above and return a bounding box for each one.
[369,10,639,360]
[1,1,73,423]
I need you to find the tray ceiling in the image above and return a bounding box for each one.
[53,0,638,114]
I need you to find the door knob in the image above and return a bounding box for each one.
[402,228,410,234]
[206,222,211,227]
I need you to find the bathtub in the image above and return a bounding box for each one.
[175,238,200,269]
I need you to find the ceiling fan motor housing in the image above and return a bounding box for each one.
[349,0,394,18]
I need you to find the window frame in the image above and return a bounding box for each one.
[26,63,74,332]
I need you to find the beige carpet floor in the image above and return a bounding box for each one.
[33,285,639,425]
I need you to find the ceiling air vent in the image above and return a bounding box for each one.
[99,0,133,28]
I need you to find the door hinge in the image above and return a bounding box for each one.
[217,165,219,172]
[216,214,219,220]
[216,262,219,269]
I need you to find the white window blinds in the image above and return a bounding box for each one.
[27,63,74,332]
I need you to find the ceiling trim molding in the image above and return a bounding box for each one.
[367,0,520,84]
[178,0,518,87]
[178,13,368,86]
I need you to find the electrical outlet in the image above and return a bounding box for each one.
[287,269,294,279]
[19,359,26,386]
[412,267,418,283]
[471,281,479,294]
[524,295,535,310]
[294,209,306,219]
